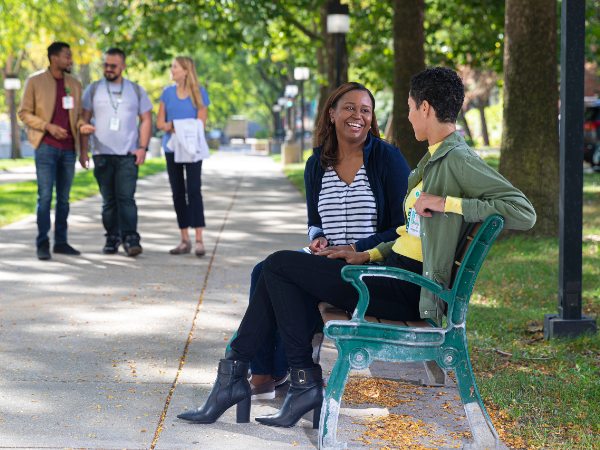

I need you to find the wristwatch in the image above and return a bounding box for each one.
[141,146,148,152]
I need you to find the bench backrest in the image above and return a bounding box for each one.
[446,214,504,327]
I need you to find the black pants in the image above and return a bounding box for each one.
[165,152,205,229]
[230,250,422,368]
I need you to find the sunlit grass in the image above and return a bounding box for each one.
[0,158,166,226]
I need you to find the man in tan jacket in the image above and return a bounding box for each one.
[18,42,83,260]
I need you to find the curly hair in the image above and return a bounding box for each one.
[313,82,380,168]
[409,67,464,123]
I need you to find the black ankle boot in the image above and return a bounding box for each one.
[255,365,323,428]
[177,359,251,424]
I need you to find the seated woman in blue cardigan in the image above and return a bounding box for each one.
[244,82,411,400]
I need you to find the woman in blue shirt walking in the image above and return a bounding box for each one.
[157,56,211,256]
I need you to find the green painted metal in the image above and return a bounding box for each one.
[318,215,505,450]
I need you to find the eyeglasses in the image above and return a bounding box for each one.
[103,63,119,70]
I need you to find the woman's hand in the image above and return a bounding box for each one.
[414,192,445,217]
[316,244,353,256]
[321,249,370,265]
[309,237,328,253]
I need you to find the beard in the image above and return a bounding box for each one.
[104,73,119,82]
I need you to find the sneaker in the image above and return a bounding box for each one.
[250,373,289,400]
[123,235,142,257]
[250,379,276,400]
[53,242,81,255]
[37,241,51,261]
[102,235,121,254]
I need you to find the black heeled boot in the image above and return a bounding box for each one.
[177,359,251,424]
[255,365,323,428]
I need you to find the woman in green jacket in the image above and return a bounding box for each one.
[177,67,536,429]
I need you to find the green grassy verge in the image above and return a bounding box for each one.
[0,157,35,170]
[0,158,166,227]
[279,155,600,449]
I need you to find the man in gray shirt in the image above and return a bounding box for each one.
[79,48,152,257]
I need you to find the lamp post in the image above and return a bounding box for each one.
[284,84,298,141]
[271,104,283,154]
[278,96,289,138]
[294,67,310,152]
[327,2,350,88]
[4,75,22,159]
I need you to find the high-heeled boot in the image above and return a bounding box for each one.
[255,365,323,428]
[177,359,251,424]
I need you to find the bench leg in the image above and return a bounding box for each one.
[422,360,447,386]
[454,352,505,449]
[318,352,351,450]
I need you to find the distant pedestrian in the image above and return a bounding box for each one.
[18,41,84,260]
[79,48,152,257]
[156,56,210,257]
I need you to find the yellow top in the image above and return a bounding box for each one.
[367,141,464,263]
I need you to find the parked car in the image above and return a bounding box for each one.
[584,97,600,171]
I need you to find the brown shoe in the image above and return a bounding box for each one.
[195,241,206,257]
[169,240,191,255]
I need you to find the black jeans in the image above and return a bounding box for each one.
[93,154,139,239]
[230,250,422,368]
[165,152,205,229]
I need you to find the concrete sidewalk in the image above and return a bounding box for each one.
[0,151,472,449]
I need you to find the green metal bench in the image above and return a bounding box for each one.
[318,214,505,450]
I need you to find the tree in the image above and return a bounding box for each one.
[500,0,558,235]
[391,0,427,167]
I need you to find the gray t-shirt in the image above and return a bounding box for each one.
[82,79,153,155]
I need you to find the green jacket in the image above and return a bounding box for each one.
[373,132,536,324]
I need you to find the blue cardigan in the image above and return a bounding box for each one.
[304,133,410,252]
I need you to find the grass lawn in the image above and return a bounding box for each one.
[0,158,167,227]
[0,156,35,170]
[278,153,600,449]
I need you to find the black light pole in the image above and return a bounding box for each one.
[4,75,22,159]
[327,2,349,88]
[294,67,310,152]
[544,0,597,339]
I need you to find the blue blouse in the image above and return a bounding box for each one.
[160,84,210,152]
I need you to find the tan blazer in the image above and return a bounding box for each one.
[18,69,83,152]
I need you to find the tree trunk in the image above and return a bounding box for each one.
[458,109,473,143]
[500,0,558,236]
[477,100,490,146]
[391,0,427,168]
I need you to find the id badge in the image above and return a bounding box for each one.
[62,95,74,110]
[109,117,120,131]
[407,208,421,237]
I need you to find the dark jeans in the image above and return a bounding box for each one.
[165,152,205,229]
[231,250,422,368]
[93,154,139,239]
[34,143,76,247]
[249,261,289,378]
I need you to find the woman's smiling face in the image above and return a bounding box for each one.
[329,89,373,145]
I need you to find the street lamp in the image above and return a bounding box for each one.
[271,104,283,154]
[327,2,350,88]
[284,84,298,141]
[4,75,22,159]
[294,67,310,152]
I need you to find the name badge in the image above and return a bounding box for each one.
[407,208,421,237]
[109,117,120,131]
[62,95,74,110]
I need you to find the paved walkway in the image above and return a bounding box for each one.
[0,151,472,449]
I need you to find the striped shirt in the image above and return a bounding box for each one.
[317,165,377,246]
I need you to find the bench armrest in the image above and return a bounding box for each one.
[341,265,446,320]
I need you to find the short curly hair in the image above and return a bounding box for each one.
[409,67,464,123]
